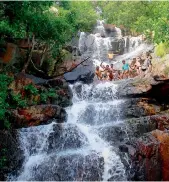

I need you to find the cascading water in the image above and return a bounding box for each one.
[9,82,126,181]
[9,19,153,181]
[78,20,150,67]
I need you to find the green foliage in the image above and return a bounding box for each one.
[99,1,169,44]
[24,84,38,95]
[155,43,169,57]
[0,1,98,61]
[40,88,58,103]
[11,93,27,108]
[0,74,13,129]
[68,2,98,32]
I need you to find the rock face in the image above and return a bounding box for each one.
[152,130,169,181]
[117,75,169,181]
[26,152,104,181]
[64,61,95,84]
[11,105,67,128]
[47,124,88,153]
[0,130,23,180]
[121,130,169,181]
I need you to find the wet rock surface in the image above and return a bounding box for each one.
[117,75,169,181]
[11,105,67,128]
[26,152,104,181]
[0,130,23,180]
[47,124,89,153]
[64,61,95,84]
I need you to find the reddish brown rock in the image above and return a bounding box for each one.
[0,43,18,63]
[125,133,161,181]
[152,130,169,181]
[150,115,169,130]
[137,99,156,115]
[11,105,67,128]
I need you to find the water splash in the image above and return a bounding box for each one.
[9,82,126,181]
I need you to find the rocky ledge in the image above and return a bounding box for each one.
[11,105,67,128]
[117,75,169,181]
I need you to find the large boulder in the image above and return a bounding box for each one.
[11,105,67,128]
[47,123,88,153]
[64,60,95,84]
[120,133,161,181]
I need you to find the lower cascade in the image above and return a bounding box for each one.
[9,82,127,181]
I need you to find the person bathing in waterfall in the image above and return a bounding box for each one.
[122,60,130,78]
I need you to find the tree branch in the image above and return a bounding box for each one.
[22,34,36,73]
[48,57,90,80]
[31,59,45,74]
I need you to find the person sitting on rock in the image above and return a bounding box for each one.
[122,60,130,78]
[135,57,141,75]
[114,70,122,80]
[141,55,152,76]
[129,58,137,78]
[95,66,102,80]
[109,64,117,73]
[108,70,114,81]
[100,62,108,80]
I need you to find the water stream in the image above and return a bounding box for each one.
[9,20,152,181]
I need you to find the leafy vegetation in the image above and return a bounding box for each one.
[155,43,169,57]
[0,73,61,129]
[0,74,13,129]
[98,1,169,44]
[0,1,98,73]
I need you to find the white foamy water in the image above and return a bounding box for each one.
[9,82,126,181]
[8,19,152,181]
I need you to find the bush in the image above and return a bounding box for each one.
[155,42,169,57]
[0,74,13,129]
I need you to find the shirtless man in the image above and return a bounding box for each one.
[100,62,109,80]
[135,57,141,75]
[95,66,102,80]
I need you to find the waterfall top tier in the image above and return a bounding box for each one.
[94,20,122,39]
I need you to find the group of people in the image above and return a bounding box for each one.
[95,52,152,81]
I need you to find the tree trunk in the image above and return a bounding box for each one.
[22,34,35,73]
[40,45,48,67]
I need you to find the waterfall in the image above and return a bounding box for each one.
[9,82,127,181]
[78,20,147,67]
[8,19,153,181]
